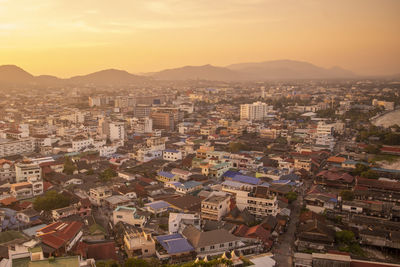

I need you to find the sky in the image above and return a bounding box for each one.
[0,0,399,77]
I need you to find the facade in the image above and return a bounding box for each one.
[113,206,146,227]
[0,138,35,157]
[150,112,174,131]
[109,122,125,141]
[240,102,273,121]
[163,149,182,161]
[201,194,230,221]
[15,161,42,183]
[89,186,113,206]
[168,213,201,234]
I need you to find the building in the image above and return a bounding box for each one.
[372,99,395,110]
[131,117,153,134]
[201,194,230,221]
[113,206,146,227]
[15,161,42,183]
[240,102,273,121]
[182,225,240,256]
[89,186,113,206]
[0,159,15,182]
[36,221,84,256]
[163,149,183,161]
[124,228,156,257]
[109,121,125,141]
[168,213,201,234]
[151,112,175,131]
[0,138,35,157]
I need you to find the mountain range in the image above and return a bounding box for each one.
[0,60,361,86]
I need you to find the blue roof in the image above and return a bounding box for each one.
[145,200,170,210]
[158,171,175,179]
[156,234,194,254]
[280,173,300,181]
[371,167,400,174]
[223,171,260,185]
[232,175,260,185]
[178,181,202,189]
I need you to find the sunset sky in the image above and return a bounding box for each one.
[0,0,399,77]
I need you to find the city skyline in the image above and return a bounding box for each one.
[1,0,399,77]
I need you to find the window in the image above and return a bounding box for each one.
[220,244,224,248]
[144,249,148,253]
[210,245,215,249]
[116,215,123,219]
[200,247,205,252]
[229,242,233,247]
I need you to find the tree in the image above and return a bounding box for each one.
[361,170,379,179]
[228,142,250,153]
[99,168,117,182]
[63,157,76,175]
[33,190,71,211]
[340,190,354,201]
[285,191,298,203]
[335,230,355,245]
[352,163,369,176]
[384,133,400,145]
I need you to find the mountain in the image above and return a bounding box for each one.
[0,66,149,87]
[0,65,35,84]
[68,69,148,85]
[150,64,242,81]
[226,60,356,80]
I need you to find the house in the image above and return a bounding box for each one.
[89,186,113,206]
[157,171,179,183]
[168,213,201,234]
[165,195,203,213]
[315,170,354,189]
[113,206,147,227]
[171,168,191,181]
[145,200,171,215]
[163,149,183,161]
[304,194,337,214]
[16,208,40,225]
[295,219,335,252]
[201,193,231,221]
[233,224,272,249]
[52,206,78,220]
[170,181,203,194]
[182,225,240,256]
[155,233,195,263]
[36,221,84,256]
[123,227,156,258]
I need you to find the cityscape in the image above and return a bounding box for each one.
[1,1,400,267]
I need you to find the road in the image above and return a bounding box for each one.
[273,196,302,266]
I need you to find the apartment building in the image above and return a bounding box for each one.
[240,102,273,121]
[89,186,113,206]
[0,138,35,157]
[15,161,42,183]
[201,194,231,221]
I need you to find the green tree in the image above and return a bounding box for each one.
[285,191,298,203]
[63,157,76,175]
[33,190,71,211]
[364,144,380,154]
[383,133,400,145]
[335,230,355,245]
[352,163,369,176]
[228,142,250,153]
[99,168,117,182]
[361,170,379,179]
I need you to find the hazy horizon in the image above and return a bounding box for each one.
[1,0,399,78]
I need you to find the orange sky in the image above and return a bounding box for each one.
[0,0,399,77]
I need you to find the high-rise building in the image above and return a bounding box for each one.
[150,112,174,131]
[109,122,125,141]
[240,101,273,121]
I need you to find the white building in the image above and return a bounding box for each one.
[113,206,146,227]
[163,149,182,161]
[131,117,153,134]
[168,213,200,234]
[240,102,273,121]
[15,161,42,183]
[201,193,231,221]
[0,138,35,158]
[109,122,125,141]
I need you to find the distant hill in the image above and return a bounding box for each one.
[0,65,35,84]
[150,64,241,81]
[68,69,148,85]
[226,60,356,80]
[0,66,149,87]
[0,60,359,86]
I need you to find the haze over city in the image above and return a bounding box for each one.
[1,1,400,267]
[1,0,399,77]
